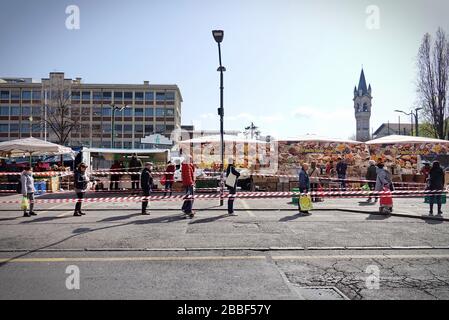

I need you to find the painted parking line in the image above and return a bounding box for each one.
[241,199,256,217]
[272,254,449,260]
[0,255,267,263]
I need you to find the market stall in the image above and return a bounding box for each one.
[0,137,75,193]
[366,135,449,184]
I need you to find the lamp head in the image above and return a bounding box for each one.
[212,30,224,43]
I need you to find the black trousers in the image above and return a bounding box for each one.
[110,175,120,190]
[131,174,140,190]
[75,192,84,213]
[142,189,150,212]
[227,187,236,213]
[181,186,194,214]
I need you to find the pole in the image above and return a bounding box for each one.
[410,113,414,136]
[111,107,115,148]
[44,89,47,141]
[415,109,419,137]
[398,116,401,135]
[218,42,225,207]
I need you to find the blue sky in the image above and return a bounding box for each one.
[0,0,448,139]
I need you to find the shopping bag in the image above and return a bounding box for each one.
[160,175,166,185]
[225,171,237,188]
[424,193,447,204]
[379,186,393,207]
[21,196,29,211]
[361,184,370,191]
[299,194,313,211]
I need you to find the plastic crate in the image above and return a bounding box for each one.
[34,181,47,195]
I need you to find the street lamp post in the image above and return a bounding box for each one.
[213,30,226,207]
[110,104,129,148]
[395,107,423,136]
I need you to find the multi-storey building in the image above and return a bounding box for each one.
[0,72,182,148]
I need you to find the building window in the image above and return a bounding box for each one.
[21,91,31,100]
[71,91,80,101]
[102,107,112,117]
[0,106,9,116]
[145,125,153,134]
[156,92,165,101]
[124,124,132,133]
[123,141,132,149]
[31,107,41,116]
[11,91,20,100]
[82,91,91,102]
[134,108,144,117]
[145,92,154,102]
[21,123,31,133]
[123,108,132,117]
[114,91,123,103]
[165,91,175,101]
[103,124,112,133]
[0,124,8,132]
[82,106,90,116]
[135,92,143,101]
[32,91,41,101]
[156,124,165,133]
[114,109,123,117]
[22,106,31,116]
[124,92,133,101]
[135,124,143,133]
[32,124,40,132]
[93,91,102,102]
[166,108,174,116]
[10,106,20,116]
[0,91,9,100]
[114,124,122,133]
[102,91,112,102]
[145,108,154,116]
[156,108,165,116]
[93,107,101,117]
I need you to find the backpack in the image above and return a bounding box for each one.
[16,179,22,194]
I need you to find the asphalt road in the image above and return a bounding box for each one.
[0,194,448,300]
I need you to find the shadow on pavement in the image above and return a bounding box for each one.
[188,214,230,225]
[20,216,71,224]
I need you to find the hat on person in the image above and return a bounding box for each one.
[145,162,153,167]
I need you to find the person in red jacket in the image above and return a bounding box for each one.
[181,158,195,218]
[164,161,176,196]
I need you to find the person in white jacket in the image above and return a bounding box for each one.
[21,166,36,217]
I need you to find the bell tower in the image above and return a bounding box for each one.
[353,68,372,142]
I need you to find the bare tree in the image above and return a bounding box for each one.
[417,27,449,139]
[45,88,80,146]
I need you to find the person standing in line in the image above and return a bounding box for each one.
[21,166,36,217]
[129,153,142,195]
[336,157,348,191]
[141,162,153,215]
[73,163,90,216]
[326,160,335,176]
[428,161,445,216]
[109,160,122,191]
[308,161,320,202]
[375,161,392,207]
[226,158,240,215]
[181,158,196,218]
[164,160,176,196]
[365,160,378,203]
[298,163,311,215]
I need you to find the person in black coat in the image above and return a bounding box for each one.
[140,162,153,215]
[73,163,91,216]
[226,159,240,215]
[428,161,445,216]
[365,160,378,202]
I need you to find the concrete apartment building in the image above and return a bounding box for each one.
[0,72,182,148]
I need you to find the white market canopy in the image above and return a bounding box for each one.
[0,137,75,158]
[278,134,363,144]
[179,134,265,144]
[366,135,449,145]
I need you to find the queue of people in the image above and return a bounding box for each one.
[9,156,446,219]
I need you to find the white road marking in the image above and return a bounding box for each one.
[241,199,256,217]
